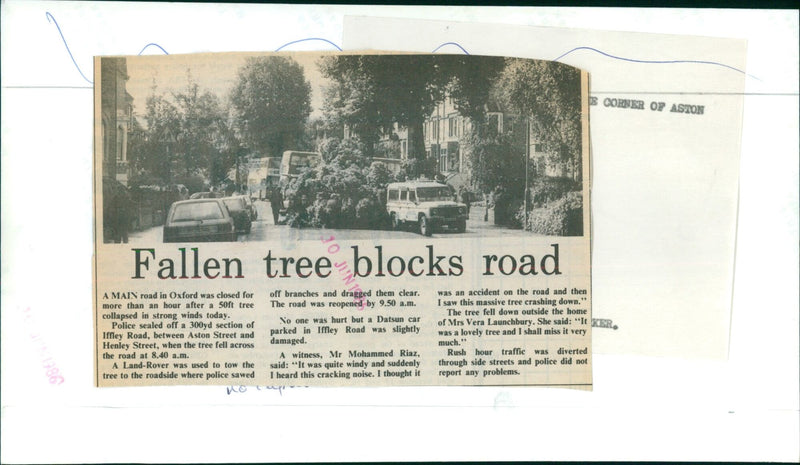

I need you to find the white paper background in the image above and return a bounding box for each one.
[2,2,798,462]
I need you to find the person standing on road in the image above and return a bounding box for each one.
[269,187,283,225]
[459,186,471,215]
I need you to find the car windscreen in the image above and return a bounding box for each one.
[171,202,225,222]
[416,186,454,202]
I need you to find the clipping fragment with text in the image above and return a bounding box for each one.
[94,51,592,388]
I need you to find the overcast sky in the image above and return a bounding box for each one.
[124,52,329,122]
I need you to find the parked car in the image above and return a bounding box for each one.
[163,199,236,242]
[241,195,257,220]
[222,196,253,234]
[189,191,223,199]
[386,180,468,236]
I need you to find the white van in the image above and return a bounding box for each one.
[386,180,468,236]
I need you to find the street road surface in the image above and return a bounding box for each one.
[127,200,540,244]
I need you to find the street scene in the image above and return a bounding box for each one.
[128,198,539,243]
[99,53,585,244]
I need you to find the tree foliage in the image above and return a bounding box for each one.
[172,79,232,180]
[319,55,505,164]
[127,77,237,189]
[438,55,506,124]
[496,59,583,181]
[462,129,531,227]
[320,55,447,160]
[284,138,392,229]
[230,56,312,158]
[129,91,180,185]
[518,190,583,236]
[463,129,525,195]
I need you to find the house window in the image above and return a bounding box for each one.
[486,114,500,135]
[449,117,458,138]
[117,126,124,161]
[102,120,108,162]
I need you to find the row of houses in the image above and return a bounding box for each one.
[367,95,575,189]
[100,57,134,186]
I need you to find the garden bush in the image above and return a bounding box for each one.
[530,177,580,207]
[519,190,583,236]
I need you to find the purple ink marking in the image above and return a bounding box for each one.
[322,236,367,311]
[22,307,65,385]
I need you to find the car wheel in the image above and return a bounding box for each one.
[456,219,466,233]
[419,215,432,236]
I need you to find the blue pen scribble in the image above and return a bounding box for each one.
[553,46,759,81]
[46,12,169,85]
[430,40,755,81]
[46,12,92,85]
[275,38,342,52]
[45,11,756,87]
[226,385,307,396]
[432,42,470,55]
[138,43,170,56]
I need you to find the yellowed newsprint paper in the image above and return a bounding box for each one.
[93,51,591,388]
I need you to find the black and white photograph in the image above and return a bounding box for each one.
[99,52,588,244]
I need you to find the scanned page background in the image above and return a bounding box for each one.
[2,2,798,462]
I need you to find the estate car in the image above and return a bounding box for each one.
[163,199,237,242]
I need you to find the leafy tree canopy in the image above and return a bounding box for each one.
[496,59,583,181]
[230,56,312,158]
[319,54,505,161]
[127,76,239,188]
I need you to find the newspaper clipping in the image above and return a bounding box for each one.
[93,52,592,388]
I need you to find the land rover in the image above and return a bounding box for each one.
[386,180,468,236]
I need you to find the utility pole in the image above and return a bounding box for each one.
[524,117,530,229]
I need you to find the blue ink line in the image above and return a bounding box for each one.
[429,40,756,81]
[275,38,342,52]
[45,9,755,86]
[46,12,169,85]
[46,12,92,85]
[432,42,470,55]
[554,46,760,81]
[138,43,169,55]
